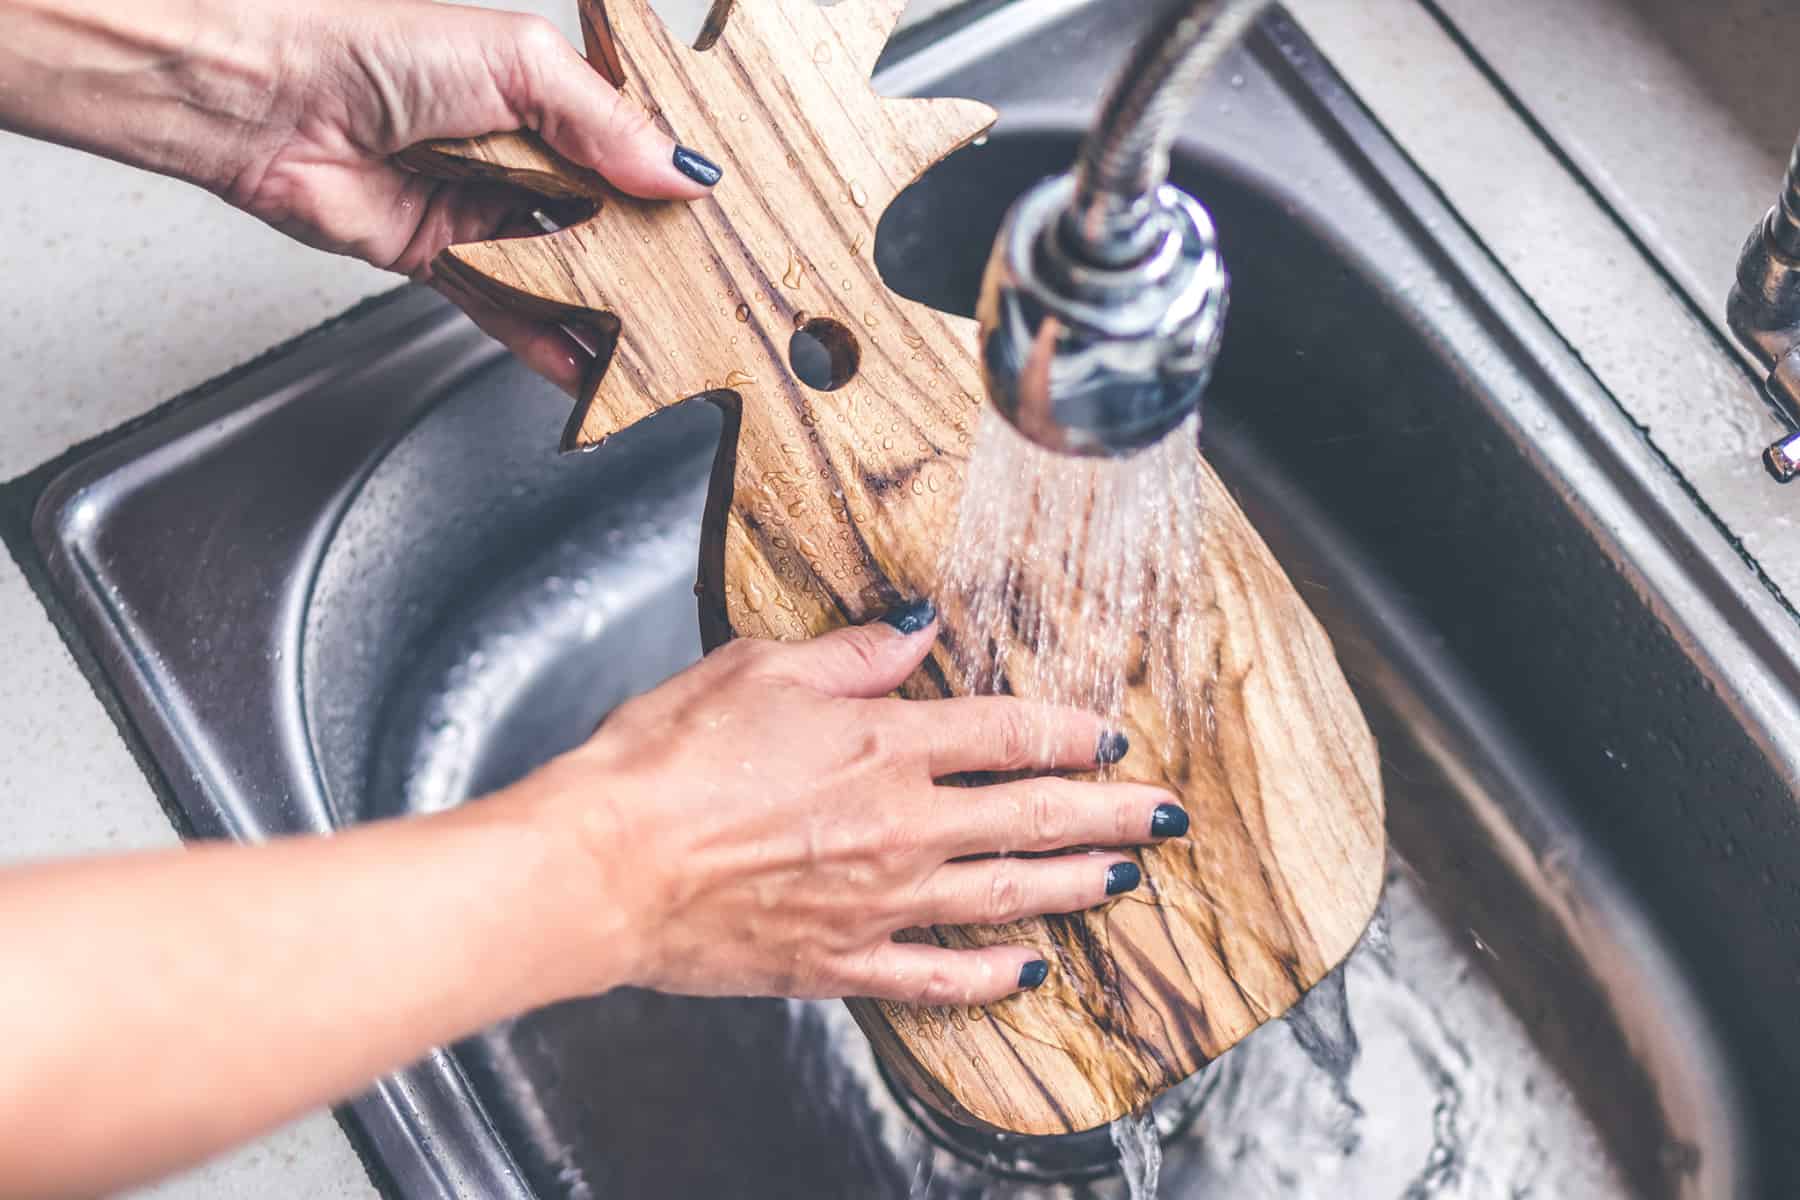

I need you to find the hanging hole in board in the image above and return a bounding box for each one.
[788,317,861,392]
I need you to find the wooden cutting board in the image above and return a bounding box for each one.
[401,0,1385,1136]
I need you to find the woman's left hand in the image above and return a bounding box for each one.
[0,0,719,393]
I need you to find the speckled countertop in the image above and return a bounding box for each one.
[1,0,1791,1196]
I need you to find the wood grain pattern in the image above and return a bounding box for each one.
[401,0,1385,1136]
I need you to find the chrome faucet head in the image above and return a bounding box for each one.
[976,174,1228,456]
[1727,131,1800,481]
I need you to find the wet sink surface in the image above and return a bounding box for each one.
[22,2,1800,1197]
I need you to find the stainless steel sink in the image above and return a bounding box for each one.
[13,2,1800,1196]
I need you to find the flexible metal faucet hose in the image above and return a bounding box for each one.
[1065,0,1270,265]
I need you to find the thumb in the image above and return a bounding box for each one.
[765,600,940,699]
[505,18,721,200]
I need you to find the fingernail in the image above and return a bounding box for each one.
[1096,731,1130,765]
[1018,959,1049,989]
[878,598,937,635]
[673,145,724,187]
[1150,803,1190,839]
[1105,862,1142,896]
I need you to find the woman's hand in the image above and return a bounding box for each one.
[518,601,1189,1007]
[0,0,715,393]
[0,603,1185,1196]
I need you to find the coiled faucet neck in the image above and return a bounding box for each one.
[1064,0,1268,269]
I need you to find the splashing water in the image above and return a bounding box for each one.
[1283,961,1364,1147]
[1110,1107,1164,1200]
[936,409,1211,749]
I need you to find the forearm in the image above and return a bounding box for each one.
[0,0,284,192]
[0,783,629,1199]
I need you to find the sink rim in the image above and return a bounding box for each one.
[5,0,1790,1194]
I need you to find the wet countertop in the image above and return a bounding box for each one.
[0,0,1790,1196]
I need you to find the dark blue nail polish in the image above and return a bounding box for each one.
[1105,862,1142,896]
[673,145,723,186]
[1151,803,1189,839]
[1018,959,1049,989]
[1096,731,1130,765]
[878,598,937,635]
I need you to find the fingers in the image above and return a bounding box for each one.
[935,777,1185,857]
[904,853,1142,929]
[432,276,591,396]
[842,941,1052,1007]
[917,697,1126,777]
[757,598,940,699]
[504,16,720,200]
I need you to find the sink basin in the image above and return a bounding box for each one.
[18,1,1800,1196]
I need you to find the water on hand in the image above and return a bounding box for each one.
[935,409,1211,755]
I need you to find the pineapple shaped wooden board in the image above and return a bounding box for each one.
[400,0,1385,1135]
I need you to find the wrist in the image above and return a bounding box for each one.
[483,751,656,1004]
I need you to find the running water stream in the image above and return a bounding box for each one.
[936,409,1212,1198]
[1108,1107,1164,1200]
[935,410,1211,748]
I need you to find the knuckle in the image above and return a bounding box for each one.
[869,806,914,859]
[825,922,868,956]
[983,865,1027,925]
[511,14,567,62]
[601,86,654,142]
[990,705,1037,770]
[835,626,890,678]
[1024,785,1071,847]
[851,726,893,773]
[1114,791,1145,843]
[717,636,778,678]
[862,701,925,766]
[915,965,961,1007]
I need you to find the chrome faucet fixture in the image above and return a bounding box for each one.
[976,0,1265,456]
[1728,132,1800,481]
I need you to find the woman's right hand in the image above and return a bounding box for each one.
[514,599,1190,1007]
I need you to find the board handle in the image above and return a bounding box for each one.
[396,131,612,202]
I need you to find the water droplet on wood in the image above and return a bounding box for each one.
[849,182,869,208]
[783,252,806,289]
[735,303,751,322]
[861,311,879,329]
[723,369,756,388]
[851,233,868,255]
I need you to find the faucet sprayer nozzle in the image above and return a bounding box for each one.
[977,176,1227,457]
[974,0,1262,456]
